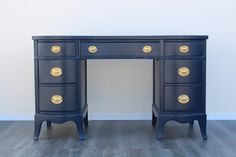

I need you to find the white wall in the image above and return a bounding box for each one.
[0,0,236,120]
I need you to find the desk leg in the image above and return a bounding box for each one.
[156,115,166,139]
[46,121,52,128]
[152,111,157,127]
[198,116,208,140]
[84,111,88,127]
[34,115,43,140]
[75,117,85,140]
[189,120,194,127]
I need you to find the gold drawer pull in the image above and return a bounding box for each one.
[51,95,63,105]
[143,45,152,54]
[178,94,190,104]
[50,67,62,77]
[88,45,97,54]
[179,45,189,54]
[178,67,190,77]
[51,45,61,54]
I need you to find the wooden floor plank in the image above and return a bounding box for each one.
[0,120,235,157]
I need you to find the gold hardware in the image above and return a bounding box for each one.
[51,95,63,105]
[88,45,97,54]
[178,67,190,77]
[51,45,61,54]
[143,45,152,53]
[178,94,190,104]
[179,45,189,53]
[50,67,62,77]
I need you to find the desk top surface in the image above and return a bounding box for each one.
[32,35,208,40]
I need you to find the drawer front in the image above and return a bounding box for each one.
[81,42,160,57]
[38,42,76,57]
[165,41,202,56]
[164,60,202,83]
[39,86,76,112]
[39,60,76,83]
[164,85,202,112]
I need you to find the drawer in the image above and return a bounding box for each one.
[165,41,202,56]
[38,42,76,57]
[80,42,160,57]
[39,86,77,112]
[164,60,202,83]
[39,60,76,83]
[164,85,202,112]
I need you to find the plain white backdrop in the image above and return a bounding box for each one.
[0,0,235,120]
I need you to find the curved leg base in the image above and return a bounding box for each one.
[155,114,207,140]
[34,114,86,140]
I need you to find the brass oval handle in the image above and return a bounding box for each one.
[51,95,63,105]
[178,67,190,77]
[51,45,61,54]
[88,45,97,54]
[178,94,190,104]
[50,67,62,77]
[143,45,152,54]
[179,45,189,54]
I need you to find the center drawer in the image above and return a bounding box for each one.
[39,86,77,112]
[39,60,76,83]
[80,42,160,58]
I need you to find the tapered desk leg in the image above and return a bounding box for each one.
[152,111,157,127]
[156,116,166,140]
[46,121,52,128]
[189,120,194,127]
[34,116,43,140]
[84,111,88,127]
[75,118,85,141]
[198,116,208,140]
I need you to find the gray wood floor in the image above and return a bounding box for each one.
[0,120,235,157]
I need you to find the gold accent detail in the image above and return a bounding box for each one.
[178,67,190,77]
[143,45,152,54]
[50,67,62,77]
[88,45,97,54]
[179,45,189,53]
[51,95,63,105]
[51,45,61,54]
[178,94,190,104]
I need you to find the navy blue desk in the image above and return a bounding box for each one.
[33,36,208,140]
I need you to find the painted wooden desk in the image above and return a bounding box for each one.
[33,36,208,140]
